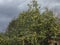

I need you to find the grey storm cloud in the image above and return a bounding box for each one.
[52,0,60,3]
[0,0,30,32]
[0,0,60,32]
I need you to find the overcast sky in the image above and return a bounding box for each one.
[0,0,60,32]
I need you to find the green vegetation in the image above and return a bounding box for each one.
[0,0,60,45]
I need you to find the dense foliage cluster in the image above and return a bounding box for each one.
[0,0,60,45]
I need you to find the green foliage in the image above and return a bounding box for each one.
[0,0,60,45]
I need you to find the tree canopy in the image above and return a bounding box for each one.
[0,0,60,45]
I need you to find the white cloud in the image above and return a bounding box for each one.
[48,3,60,9]
[0,0,4,5]
[7,0,13,2]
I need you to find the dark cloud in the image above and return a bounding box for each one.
[0,0,20,32]
[0,0,30,32]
